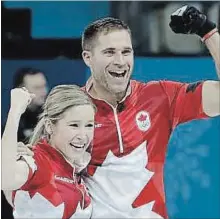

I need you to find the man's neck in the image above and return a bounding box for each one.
[28,104,41,112]
[90,81,126,107]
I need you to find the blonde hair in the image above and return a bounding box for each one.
[29,85,96,146]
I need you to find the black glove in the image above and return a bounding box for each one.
[169,5,216,38]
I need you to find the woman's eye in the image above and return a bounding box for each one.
[86,123,94,127]
[70,124,78,127]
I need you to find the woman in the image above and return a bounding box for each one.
[2,85,96,219]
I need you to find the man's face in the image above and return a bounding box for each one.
[23,73,48,107]
[84,29,134,95]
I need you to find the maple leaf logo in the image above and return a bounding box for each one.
[135,111,151,132]
[13,191,64,218]
[70,202,92,218]
[85,141,162,218]
[14,190,92,218]
[138,114,148,122]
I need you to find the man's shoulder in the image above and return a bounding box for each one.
[131,79,187,90]
[131,79,164,85]
[131,79,165,91]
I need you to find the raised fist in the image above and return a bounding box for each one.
[10,87,35,115]
[169,5,216,38]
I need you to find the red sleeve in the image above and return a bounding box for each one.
[160,80,209,129]
[19,151,52,190]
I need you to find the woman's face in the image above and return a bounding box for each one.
[50,105,95,164]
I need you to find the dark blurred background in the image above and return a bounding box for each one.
[1,1,220,219]
[2,1,220,59]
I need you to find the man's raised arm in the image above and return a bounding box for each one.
[205,32,220,79]
[169,5,220,117]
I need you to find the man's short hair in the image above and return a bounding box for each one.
[13,67,44,88]
[82,17,131,51]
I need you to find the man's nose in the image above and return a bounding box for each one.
[113,53,125,66]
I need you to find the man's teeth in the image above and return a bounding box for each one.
[109,70,126,77]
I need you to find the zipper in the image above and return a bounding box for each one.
[86,87,125,153]
[76,183,85,209]
[113,108,124,153]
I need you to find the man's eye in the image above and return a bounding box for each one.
[123,50,132,55]
[105,51,114,55]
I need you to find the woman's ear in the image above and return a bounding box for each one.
[44,119,53,135]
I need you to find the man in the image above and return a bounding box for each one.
[1,67,48,219]
[15,5,219,219]
[81,5,219,219]
[12,67,48,142]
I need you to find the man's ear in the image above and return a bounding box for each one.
[82,50,92,67]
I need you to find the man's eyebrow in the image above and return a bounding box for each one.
[101,47,133,52]
[101,47,116,52]
[123,47,133,51]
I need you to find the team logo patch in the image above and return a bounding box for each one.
[55,175,75,184]
[135,111,151,132]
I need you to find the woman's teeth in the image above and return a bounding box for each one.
[70,143,85,149]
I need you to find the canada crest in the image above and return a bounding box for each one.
[135,111,151,132]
